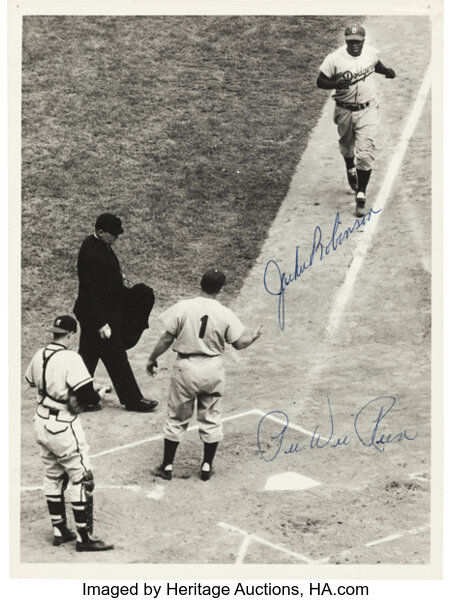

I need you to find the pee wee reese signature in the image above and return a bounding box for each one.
[257,396,418,462]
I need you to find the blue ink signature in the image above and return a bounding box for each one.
[263,209,382,330]
[257,395,418,462]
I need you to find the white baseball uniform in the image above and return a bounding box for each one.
[158,296,245,442]
[320,44,380,170]
[25,342,93,501]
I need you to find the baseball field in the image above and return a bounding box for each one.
[18,13,435,575]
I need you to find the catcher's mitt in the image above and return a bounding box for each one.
[67,393,84,415]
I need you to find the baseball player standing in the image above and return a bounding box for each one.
[146,269,262,481]
[25,315,113,551]
[317,23,396,216]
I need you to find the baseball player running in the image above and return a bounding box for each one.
[25,315,113,551]
[317,23,396,217]
[146,269,263,481]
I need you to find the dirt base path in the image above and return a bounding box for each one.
[20,16,434,573]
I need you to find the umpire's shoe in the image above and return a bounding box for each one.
[125,398,159,412]
[85,403,102,412]
[355,191,367,217]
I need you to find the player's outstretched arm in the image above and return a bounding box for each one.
[232,324,263,351]
[317,71,351,90]
[146,331,175,376]
[374,60,396,78]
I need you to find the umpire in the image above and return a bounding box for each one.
[74,213,158,412]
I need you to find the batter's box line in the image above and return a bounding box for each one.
[218,521,329,565]
[22,484,144,493]
[89,407,328,459]
[364,524,430,547]
[90,408,264,459]
[21,483,167,501]
[408,472,430,483]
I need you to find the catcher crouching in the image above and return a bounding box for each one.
[25,315,113,551]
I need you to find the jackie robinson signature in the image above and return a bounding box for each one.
[263,209,382,330]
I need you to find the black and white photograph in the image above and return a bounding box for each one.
[8,0,445,584]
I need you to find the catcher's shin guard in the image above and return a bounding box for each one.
[85,494,94,534]
[46,494,66,527]
[72,497,94,537]
[47,494,75,544]
[71,469,95,534]
[46,472,74,544]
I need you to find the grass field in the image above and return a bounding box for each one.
[21,15,358,344]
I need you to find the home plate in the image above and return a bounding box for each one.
[146,484,166,500]
[264,472,321,491]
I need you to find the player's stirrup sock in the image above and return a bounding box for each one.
[202,442,219,469]
[356,168,372,192]
[344,156,355,170]
[162,438,179,468]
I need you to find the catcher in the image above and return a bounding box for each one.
[25,315,113,551]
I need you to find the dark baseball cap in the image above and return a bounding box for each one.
[201,269,226,294]
[95,213,124,235]
[47,315,77,334]
[344,23,366,41]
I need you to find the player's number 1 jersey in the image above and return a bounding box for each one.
[159,297,245,356]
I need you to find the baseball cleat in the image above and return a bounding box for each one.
[156,464,173,480]
[52,528,77,546]
[355,191,367,217]
[76,538,114,552]
[200,463,213,482]
[347,167,358,191]
[125,398,159,412]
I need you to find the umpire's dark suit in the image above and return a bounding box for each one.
[74,232,152,410]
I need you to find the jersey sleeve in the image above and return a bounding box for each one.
[319,52,336,78]
[159,302,184,336]
[224,309,246,344]
[66,352,93,392]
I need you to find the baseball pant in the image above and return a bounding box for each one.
[163,355,225,443]
[78,324,143,406]
[334,103,379,170]
[33,406,91,503]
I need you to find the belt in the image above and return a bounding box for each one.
[37,403,74,422]
[40,403,63,416]
[177,353,216,359]
[336,100,370,111]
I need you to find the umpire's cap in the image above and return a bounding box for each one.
[95,213,124,235]
[47,315,77,334]
[201,269,226,294]
[344,23,366,41]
